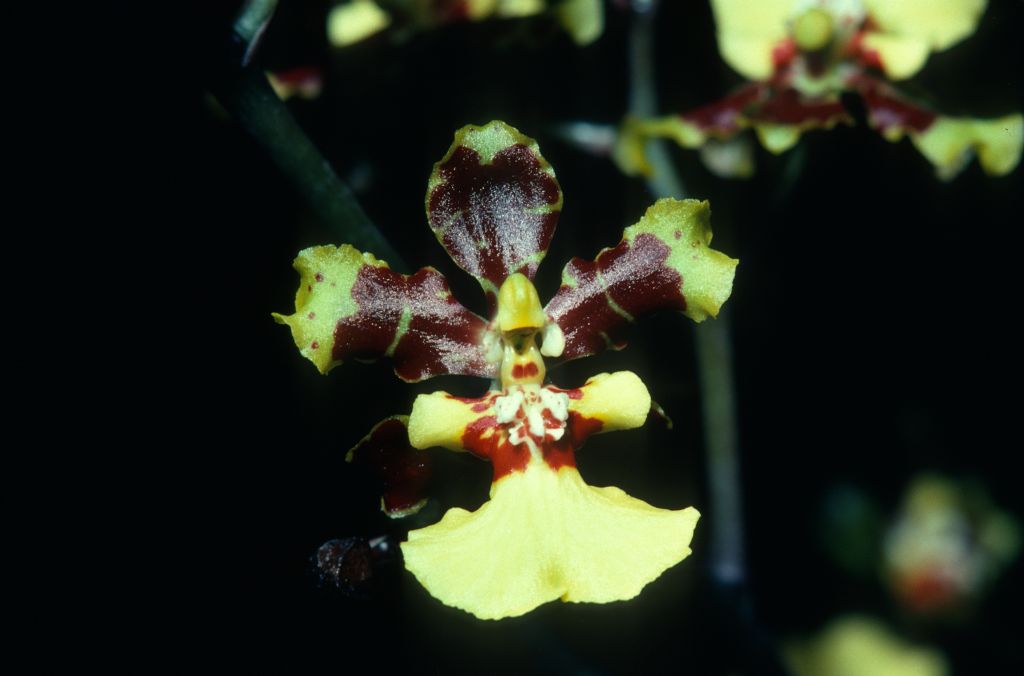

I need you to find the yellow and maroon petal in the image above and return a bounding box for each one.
[266,66,323,101]
[854,77,1022,179]
[407,390,497,453]
[426,121,562,310]
[911,114,1023,180]
[853,77,938,141]
[401,464,699,620]
[862,0,987,80]
[273,244,499,382]
[746,88,851,153]
[567,371,651,434]
[544,199,738,361]
[614,84,850,175]
[347,416,431,518]
[710,0,792,80]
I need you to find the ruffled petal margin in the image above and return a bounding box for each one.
[402,464,699,620]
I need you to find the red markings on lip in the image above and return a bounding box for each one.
[548,386,583,400]
[510,362,539,379]
[458,399,605,481]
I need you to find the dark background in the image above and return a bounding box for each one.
[183,1,1022,671]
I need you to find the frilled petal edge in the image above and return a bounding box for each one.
[401,463,698,620]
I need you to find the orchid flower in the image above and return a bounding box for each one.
[883,475,1020,615]
[784,616,949,676]
[328,0,604,48]
[615,0,1023,180]
[274,121,738,619]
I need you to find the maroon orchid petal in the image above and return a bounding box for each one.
[614,83,851,176]
[750,86,850,127]
[346,416,431,518]
[850,75,937,136]
[544,199,737,361]
[682,82,765,136]
[274,245,500,382]
[426,121,563,311]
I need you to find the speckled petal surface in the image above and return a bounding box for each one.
[426,121,562,310]
[545,199,737,361]
[273,244,498,381]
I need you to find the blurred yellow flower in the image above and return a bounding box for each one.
[785,616,949,676]
[617,0,1022,180]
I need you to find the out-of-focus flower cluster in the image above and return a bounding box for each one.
[328,0,604,47]
[616,0,1023,180]
[883,474,1020,616]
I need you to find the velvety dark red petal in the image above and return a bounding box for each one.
[426,121,562,310]
[346,416,431,518]
[849,75,937,135]
[681,82,765,135]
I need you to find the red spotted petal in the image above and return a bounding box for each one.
[346,416,431,519]
[426,121,562,310]
[545,199,737,361]
[274,245,499,382]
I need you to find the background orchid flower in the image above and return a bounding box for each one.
[275,120,737,619]
[615,0,1023,180]
[883,475,1020,615]
[328,0,604,47]
[784,616,950,676]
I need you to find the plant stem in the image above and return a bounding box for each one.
[209,0,407,270]
[628,0,746,586]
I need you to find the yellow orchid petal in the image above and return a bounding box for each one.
[613,115,707,177]
[555,0,604,46]
[272,244,380,374]
[864,0,986,52]
[910,114,1023,180]
[492,0,545,19]
[785,616,949,676]
[569,371,651,433]
[408,391,494,452]
[624,199,738,323]
[402,464,699,620]
[861,0,987,79]
[327,0,391,47]
[711,0,792,80]
[755,123,803,154]
[858,32,930,80]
